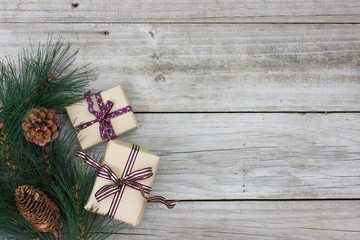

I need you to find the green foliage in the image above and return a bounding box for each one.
[0,37,124,239]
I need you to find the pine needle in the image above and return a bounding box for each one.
[0,37,124,239]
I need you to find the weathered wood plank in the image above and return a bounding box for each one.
[76,113,360,200]
[1,0,359,23]
[1,23,359,112]
[114,201,360,239]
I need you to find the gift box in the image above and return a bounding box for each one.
[65,85,138,150]
[84,140,160,226]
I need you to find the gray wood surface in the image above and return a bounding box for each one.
[1,1,360,239]
[118,201,360,239]
[1,23,359,112]
[89,113,360,200]
[1,0,359,23]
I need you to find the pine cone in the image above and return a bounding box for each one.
[15,185,61,234]
[37,73,57,94]
[22,108,59,146]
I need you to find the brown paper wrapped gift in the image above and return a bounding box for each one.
[65,85,138,150]
[85,140,159,226]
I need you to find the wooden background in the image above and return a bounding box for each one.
[1,1,360,239]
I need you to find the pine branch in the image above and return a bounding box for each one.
[0,121,19,172]
[42,145,51,176]
[0,37,124,239]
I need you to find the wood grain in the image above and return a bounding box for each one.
[116,201,360,239]
[1,0,359,23]
[74,113,360,200]
[1,0,359,239]
[1,23,359,112]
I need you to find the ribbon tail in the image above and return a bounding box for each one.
[99,119,116,140]
[145,195,179,209]
[135,182,179,209]
[75,150,102,169]
[108,188,124,218]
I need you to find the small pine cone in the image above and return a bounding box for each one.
[15,185,61,234]
[22,108,59,146]
[38,73,57,93]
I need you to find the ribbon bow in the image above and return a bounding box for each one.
[75,146,178,219]
[75,91,133,140]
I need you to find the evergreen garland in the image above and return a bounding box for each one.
[0,37,124,239]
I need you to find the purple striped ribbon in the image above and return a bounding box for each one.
[75,91,133,140]
[75,145,179,219]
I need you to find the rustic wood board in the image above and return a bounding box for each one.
[117,201,360,239]
[1,23,359,112]
[1,1,360,238]
[79,113,360,200]
[1,0,359,23]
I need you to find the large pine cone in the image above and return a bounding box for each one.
[22,108,59,146]
[15,185,61,233]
